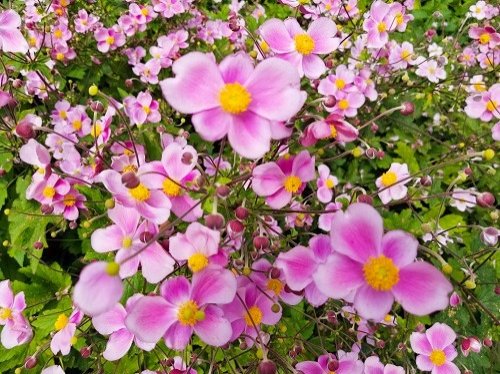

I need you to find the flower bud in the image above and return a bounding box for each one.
[80,346,92,358]
[253,235,270,250]
[366,148,377,159]
[483,338,493,347]
[480,227,499,246]
[204,213,225,230]
[420,175,432,186]
[181,152,193,164]
[357,194,373,205]
[140,231,154,243]
[326,310,338,325]
[41,204,54,215]
[235,206,249,220]
[15,122,35,139]
[477,192,495,208]
[324,96,336,108]
[228,219,244,234]
[24,356,37,369]
[12,79,23,89]
[216,184,231,198]
[327,359,339,371]
[257,360,277,374]
[121,172,140,189]
[90,101,104,113]
[33,241,43,250]
[400,101,415,115]
[269,267,281,279]
[449,292,461,307]
[125,79,134,88]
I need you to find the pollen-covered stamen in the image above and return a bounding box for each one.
[429,349,446,367]
[267,279,284,296]
[91,123,102,138]
[63,194,76,207]
[162,178,182,197]
[335,79,346,90]
[54,314,69,331]
[187,253,209,273]
[105,261,120,276]
[479,33,490,44]
[0,307,12,320]
[294,34,315,55]
[122,236,132,249]
[325,178,335,189]
[330,125,337,138]
[377,22,387,33]
[72,120,82,131]
[177,300,205,326]
[106,36,115,45]
[338,99,349,110]
[283,175,302,193]
[363,255,400,291]
[129,183,151,202]
[43,186,56,199]
[486,100,497,112]
[380,171,397,187]
[244,305,263,326]
[219,83,252,114]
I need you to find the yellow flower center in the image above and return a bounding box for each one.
[401,50,411,61]
[56,53,65,61]
[260,40,270,53]
[162,178,182,197]
[187,253,209,273]
[396,13,404,25]
[479,33,490,44]
[486,100,497,112]
[384,314,393,322]
[294,34,315,55]
[429,349,446,367]
[244,305,263,326]
[122,236,132,249]
[0,307,12,320]
[335,79,346,90]
[105,261,120,276]
[330,125,337,138]
[141,8,149,16]
[380,171,397,187]
[219,83,252,114]
[129,183,150,202]
[325,178,335,189]
[123,149,134,156]
[377,22,387,33]
[72,120,82,130]
[54,314,69,331]
[29,37,37,46]
[122,164,138,174]
[106,36,115,45]
[267,279,284,296]
[283,175,302,193]
[177,300,205,326]
[63,194,76,207]
[473,83,486,92]
[91,123,102,138]
[54,30,63,39]
[142,105,151,115]
[338,99,349,110]
[363,255,400,291]
[43,186,56,198]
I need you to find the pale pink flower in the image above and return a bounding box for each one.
[0,10,29,53]
[375,163,410,204]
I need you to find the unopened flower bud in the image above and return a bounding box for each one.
[257,360,277,374]
[228,219,244,234]
[449,292,461,307]
[400,102,415,115]
[121,172,140,189]
[327,359,339,371]
[477,192,495,208]
[204,213,225,230]
[483,338,492,347]
[181,152,193,164]
[15,122,35,139]
[41,204,54,215]
[366,148,377,159]
[357,194,373,205]
[33,241,43,250]
[235,206,249,220]
[80,346,92,358]
[480,227,499,246]
[24,356,37,369]
[140,231,154,243]
[90,101,104,113]
[253,235,270,250]
[216,184,231,198]
[420,175,432,186]
[324,96,336,108]
[269,267,281,279]
[125,79,134,88]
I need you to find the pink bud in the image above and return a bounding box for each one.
[420,175,432,186]
[257,360,277,374]
[366,148,377,159]
[216,185,231,198]
[324,96,336,108]
[269,267,281,279]
[327,359,339,371]
[483,338,493,347]
[235,206,249,220]
[357,194,373,205]
[80,346,92,358]
[400,102,415,115]
[181,152,193,164]
[125,79,134,88]
[480,227,499,246]
[33,241,43,250]
[228,219,244,234]
[253,236,270,250]
[449,292,461,307]
[121,172,140,189]
[24,356,37,369]
[477,192,495,208]
[16,122,35,139]
[204,213,225,230]
[41,204,54,215]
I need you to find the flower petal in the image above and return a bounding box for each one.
[353,285,394,321]
[381,230,417,267]
[193,305,232,347]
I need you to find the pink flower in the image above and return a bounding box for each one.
[132,59,162,84]
[160,52,306,159]
[0,280,32,349]
[301,115,359,146]
[415,60,447,83]
[139,142,202,222]
[124,91,161,126]
[275,235,332,307]
[375,163,410,204]
[318,65,355,96]
[363,1,399,48]
[259,17,339,78]
[363,356,405,374]
[41,366,65,374]
[125,269,236,350]
[98,169,171,224]
[19,139,51,170]
[329,89,365,117]
[465,83,500,122]
[74,9,99,33]
[92,295,155,361]
[410,323,459,374]
[0,10,29,53]
[469,26,500,52]
[314,203,452,320]
[169,222,221,273]
[152,0,185,18]
[50,309,83,355]
[52,187,87,221]
[95,26,126,53]
[221,283,282,347]
[252,151,315,209]
[27,174,71,205]
[461,337,481,357]
[450,188,476,212]
[296,351,364,374]
[73,261,124,316]
[316,164,338,203]
[492,122,500,140]
[91,204,175,283]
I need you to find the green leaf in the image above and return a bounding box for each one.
[395,142,420,172]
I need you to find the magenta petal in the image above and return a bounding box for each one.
[302,54,326,79]
[160,52,223,114]
[308,17,339,54]
[434,362,461,374]
[73,262,123,316]
[125,296,176,343]
[392,262,452,316]
[161,142,197,181]
[292,150,315,182]
[259,19,294,53]
[92,304,126,335]
[91,225,123,253]
[304,283,328,307]
[425,323,457,350]
[265,188,292,209]
[160,276,191,305]
[193,305,232,347]
[103,329,134,361]
[353,285,394,321]
[295,361,324,374]
[227,112,271,159]
[313,253,364,299]
[219,53,254,83]
[139,243,175,284]
[252,163,286,197]
[410,332,433,355]
[330,203,383,262]
[381,230,417,267]
[275,245,316,291]
[191,269,237,305]
[164,322,193,350]
[191,107,231,142]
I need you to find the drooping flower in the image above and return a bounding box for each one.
[0,10,29,53]
[92,294,155,361]
[252,150,315,209]
[0,280,33,349]
[450,188,477,212]
[314,203,452,320]
[160,52,306,159]
[363,356,405,374]
[410,323,459,374]
[125,269,236,350]
[73,261,124,316]
[375,163,410,204]
[259,17,339,78]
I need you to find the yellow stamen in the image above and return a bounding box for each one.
[106,36,115,45]
[129,184,150,202]
[43,186,56,199]
[338,99,349,110]
[479,33,490,44]
[187,253,209,273]
[377,22,387,33]
[177,300,204,326]
[63,194,76,207]
[486,100,497,112]
[294,34,315,55]
[267,279,284,296]
[363,255,399,291]
[162,178,182,197]
[122,236,132,249]
[0,308,12,320]
[429,349,446,366]
[244,305,263,326]
[335,79,346,90]
[283,175,302,193]
[380,171,397,187]
[219,83,252,114]
[54,314,69,331]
